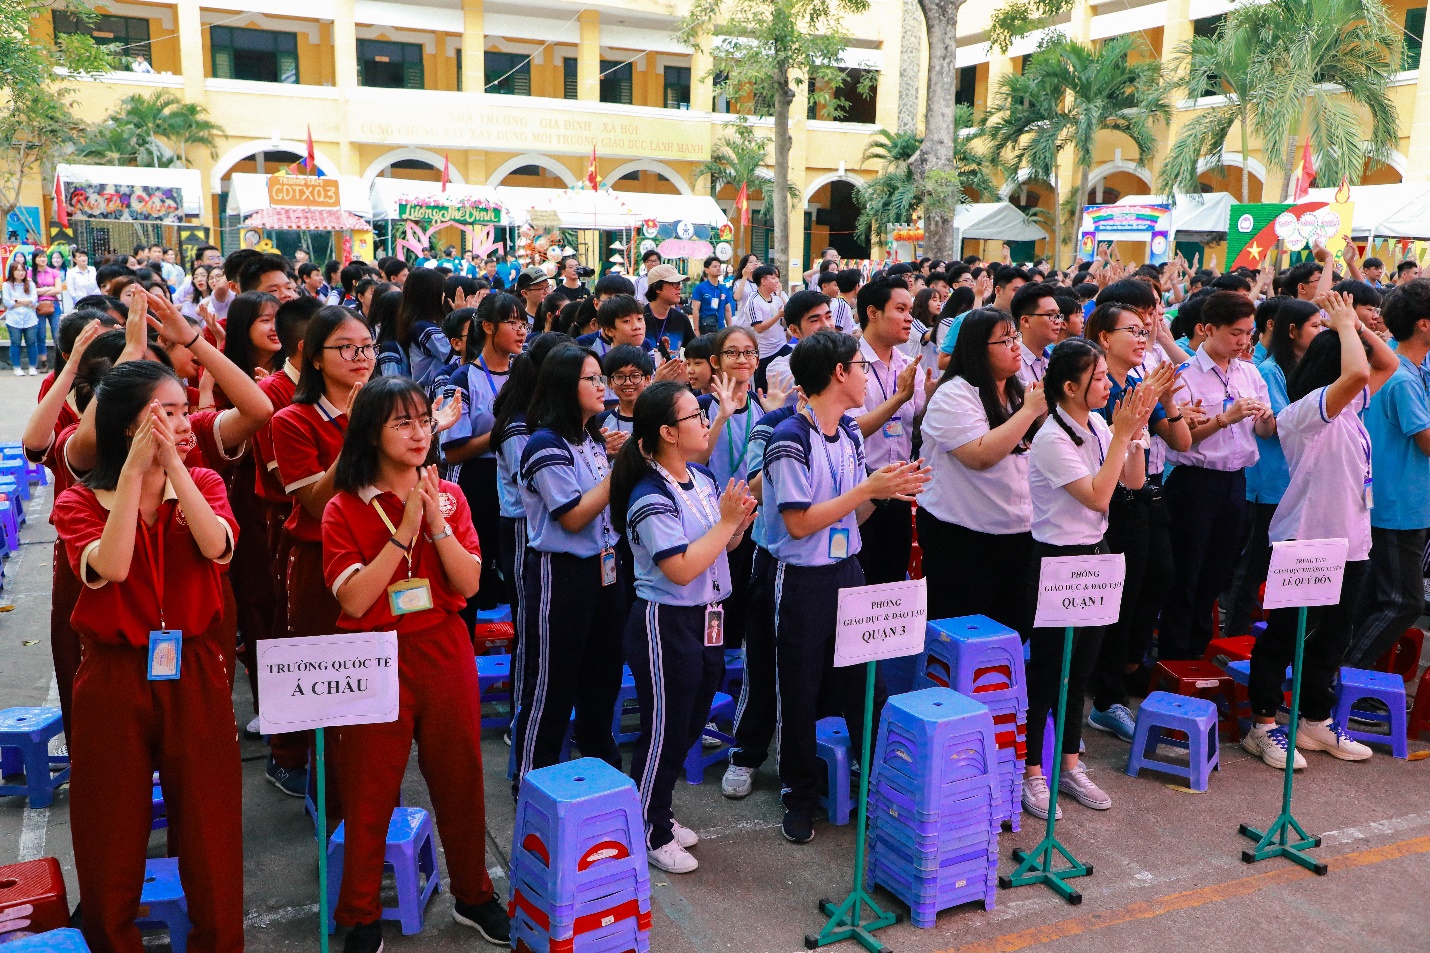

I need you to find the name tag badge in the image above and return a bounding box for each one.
[704,605,725,647]
[1223,396,1235,411]
[387,578,434,616]
[1365,478,1373,510]
[147,630,183,681]
[600,548,618,587]
[882,417,904,438]
[828,526,850,561]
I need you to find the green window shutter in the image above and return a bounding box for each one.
[212,46,234,79]
[1407,8,1426,71]
[278,51,298,83]
[564,58,578,98]
[514,64,530,96]
[404,58,424,89]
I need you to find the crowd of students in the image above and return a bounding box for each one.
[17,237,1430,953]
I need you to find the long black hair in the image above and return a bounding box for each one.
[466,292,524,363]
[528,342,602,444]
[83,361,183,491]
[610,381,688,534]
[333,376,436,493]
[491,332,571,452]
[370,289,405,346]
[294,305,365,405]
[1269,297,1320,377]
[224,291,283,376]
[945,308,1030,448]
[1043,338,1104,447]
[1287,327,1369,403]
[396,268,447,346]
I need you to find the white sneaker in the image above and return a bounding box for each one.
[701,721,721,748]
[671,820,698,849]
[244,716,261,736]
[1057,762,1111,810]
[12,368,22,377]
[1296,718,1372,761]
[1242,724,1307,770]
[1021,774,1063,820]
[647,838,698,874]
[721,764,754,799]
[27,367,36,376]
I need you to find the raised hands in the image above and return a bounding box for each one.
[865,459,932,502]
[432,388,464,433]
[717,478,758,529]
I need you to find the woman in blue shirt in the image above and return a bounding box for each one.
[611,381,756,874]
[513,343,626,793]
[396,269,454,388]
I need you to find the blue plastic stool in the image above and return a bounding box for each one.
[1125,692,1220,791]
[683,693,735,783]
[0,461,29,502]
[922,616,1026,698]
[0,496,22,550]
[1,477,26,522]
[815,717,852,826]
[475,604,513,625]
[721,649,745,697]
[151,772,167,831]
[0,708,69,807]
[1,929,90,953]
[612,667,640,745]
[326,807,441,935]
[135,858,191,953]
[475,654,513,729]
[1334,667,1409,758]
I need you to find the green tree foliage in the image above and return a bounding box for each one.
[855,108,994,242]
[75,91,224,169]
[1158,23,1261,202]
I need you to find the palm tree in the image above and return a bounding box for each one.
[164,100,223,167]
[985,36,1169,266]
[1234,0,1399,199]
[74,91,223,169]
[854,110,994,242]
[693,119,798,255]
[1159,23,1260,202]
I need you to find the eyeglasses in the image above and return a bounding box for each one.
[496,317,529,329]
[988,337,1020,350]
[579,373,609,389]
[386,416,437,436]
[674,408,710,427]
[720,348,759,362]
[323,343,375,361]
[1112,326,1151,339]
[845,359,872,373]
[1030,310,1066,321]
[611,372,650,385]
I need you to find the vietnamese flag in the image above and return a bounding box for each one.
[734,182,750,227]
[587,146,599,190]
[54,173,68,229]
[1292,138,1315,202]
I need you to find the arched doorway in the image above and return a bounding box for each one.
[805,177,869,261]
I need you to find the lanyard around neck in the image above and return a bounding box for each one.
[370,496,417,577]
[135,511,167,629]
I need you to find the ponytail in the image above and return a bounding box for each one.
[609,381,688,534]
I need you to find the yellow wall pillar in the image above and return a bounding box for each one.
[1068,0,1093,44]
[1408,57,1430,180]
[690,32,713,112]
[333,0,359,173]
[175,0,206,102]
[578,11,600,102]
[466,152,488,184]
[1159,0,1196,151]
[462,0,484,94]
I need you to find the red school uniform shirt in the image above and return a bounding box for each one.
[271,396,347,542]
[254,364,299,504]
[51,468,238,647]
[182,409,246,476]
[43,424,84,523]
[321,479,481,633]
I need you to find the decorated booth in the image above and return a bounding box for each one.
[369,180,510,265]
[224,172,373,262]
[886,203,1047,262]
[50,163,206,261]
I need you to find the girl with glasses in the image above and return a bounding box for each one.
[610,381,756,873]
[513,344,627,794]
[918,309,1044,632]
[1081,304,1189,743]
[322,378,510,950]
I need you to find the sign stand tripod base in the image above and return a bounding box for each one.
[998,626,1093,905]
[317,726,330,953]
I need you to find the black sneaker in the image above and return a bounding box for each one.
[782,810,815,845]
[453,898,510,946]
[343,921,383,953]
[265,758,307,798]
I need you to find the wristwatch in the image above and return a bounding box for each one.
[428,525,453,543]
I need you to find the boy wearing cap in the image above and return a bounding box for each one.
[515,267,551,331]
[644,264,695,355]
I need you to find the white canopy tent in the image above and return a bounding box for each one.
[614,193,731,229]
[224,172,371,219]
[55,163,205,217]
[368,179,509,222]
[497,187,642,230]
[951,202,1047,246]
[1301,183,1430,240]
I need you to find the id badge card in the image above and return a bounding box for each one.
[704,605,725,647]
[882,416,904,438]
[147,630,183,681]
[1365,478,1373,510]
[828,526,850,561]
[387,578,434,616]
[600,548,618,587]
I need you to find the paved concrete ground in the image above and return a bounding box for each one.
[0,372,1425,953]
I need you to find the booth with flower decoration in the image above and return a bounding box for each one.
[223,172,374,262]
[369,179,510,265]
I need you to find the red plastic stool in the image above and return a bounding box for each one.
[0,857,70,934]
[1376,628,1425,685]
[1203,635,1256,666]
[1154,660,1238,740]
[1409,666,1430,739]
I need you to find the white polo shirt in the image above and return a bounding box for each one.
[919,377,1031,535]
[1165,345,1270,472]
[830,296,857,335]
[1017,340,1048,385]
[1269,386,1373,561]
[737,291,789,359]
[1139,343,1170,476]
[1029,410,1112,546]
[858,337,926,468]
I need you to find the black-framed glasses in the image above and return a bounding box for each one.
[579,373,609,389]
[720,348,759,361]
[674,408,710,427]
[845,358,872,372]
[496,317,529,328]
[385,416,438,436]
[1112,326,1150,339]
[988,337,1020,350]
[1030,310,1065,321]
[611,372,650,385]
[323,343,375,361]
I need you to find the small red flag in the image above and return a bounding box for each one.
[53,174,68,229]
[441,152,450,193]
[306,125,316,174]
[1293,138,1315,202]
[734,182,750,227]
[587,146,600,190]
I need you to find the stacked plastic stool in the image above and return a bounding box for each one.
[325,806,441,934]
[682,693,735,783]
[509,758,651,953]
[475,654,513,730]
[920,616,1026,831]
[1125,692,1220,791]
[0,708,70,808]
[0,857,71,934]
[135,858,191,953]
[1334,667,1408,759]
[814,717,852,826]
[1,930,89,953]
[866,688,1000,928]
[612,666,640,746]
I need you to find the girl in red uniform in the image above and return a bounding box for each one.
[322,377,510,952]
[52,359,243,953]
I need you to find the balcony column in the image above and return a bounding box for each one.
[1406,30,1430,179]
[333,0,359,172]
[175,0,205,103]
[462,0,484,94]
[578,11,600,102]
[690,30,713,112]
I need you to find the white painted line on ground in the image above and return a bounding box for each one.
[1320,809,1430,846]
[17,676,60,862]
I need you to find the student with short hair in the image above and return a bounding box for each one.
[691,255,734,335]
[762,329,930,843]
[764,291,834,403]
[1022,339,1156,819]
[323,378,509,951]
[596,345,655,435]
[1244,292,1397,768]
[611,381,756,873]
[734,265,789,378]
[1009,282,1065,383]
[831,269,861,335]
[587,294,650,359]
[683,333,717,394]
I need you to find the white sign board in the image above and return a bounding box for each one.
[1033,554,1126,628]
[833,579,927,668]
[257,631,400,735]
[1262,538,1349,610]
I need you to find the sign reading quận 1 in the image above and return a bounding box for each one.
[833,579,927,668]
[257,631,400,735]
[1262,538,1349,610]
[1034,554,1126,628]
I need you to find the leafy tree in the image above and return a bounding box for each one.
[1158,22,1261,202]
[906,0,971,258]
[692,119,798,256]
[855,108,994,242]
[680,0,867,276]
[75,91,224,169]
[986,0,1073,53]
